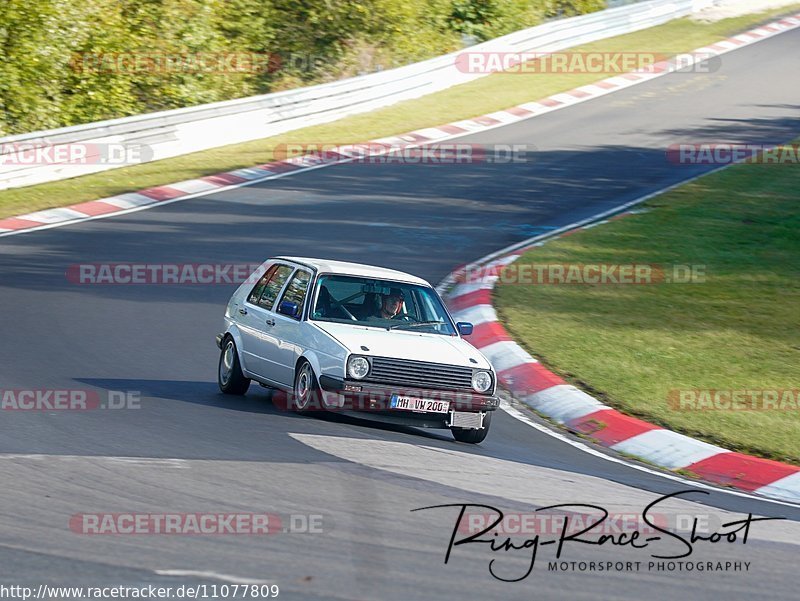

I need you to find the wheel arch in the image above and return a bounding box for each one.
[295,350,323,386]
[222,327,246,368]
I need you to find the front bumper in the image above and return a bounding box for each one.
[318,375,499,416]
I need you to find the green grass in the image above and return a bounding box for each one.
[494,147,800,464]
[2,4,800,218]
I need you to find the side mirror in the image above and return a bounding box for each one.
[278,300,299,318]
[456,322,473,336]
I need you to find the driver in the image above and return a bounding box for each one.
[375,288,405,319]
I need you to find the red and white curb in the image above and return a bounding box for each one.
[1,13,799,238]
[440,215,800,504]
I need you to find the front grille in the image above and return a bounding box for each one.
[365,357,474,391]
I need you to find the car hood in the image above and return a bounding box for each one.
[312,321,492,370]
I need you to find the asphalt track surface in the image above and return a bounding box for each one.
[0,25,799,601]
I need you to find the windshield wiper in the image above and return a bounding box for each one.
[388,320,447,331]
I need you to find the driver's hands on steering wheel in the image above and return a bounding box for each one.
[391,312,416,321]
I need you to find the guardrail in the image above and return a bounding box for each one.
[0,0,711,190]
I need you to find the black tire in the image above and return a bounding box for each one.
[451,411,492,444]
[218,337,250,395]
[291,360,321,412]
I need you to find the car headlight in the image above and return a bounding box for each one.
[347,356,370,380]
[472,370,492,393]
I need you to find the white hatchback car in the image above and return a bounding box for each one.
[216,257,499,443]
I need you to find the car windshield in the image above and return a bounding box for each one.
[311,274,456,336]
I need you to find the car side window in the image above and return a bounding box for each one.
[247,265,277,305]
[256,265,293,310]
[278,270,311,319]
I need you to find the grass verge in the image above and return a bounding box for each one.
[494,142,800,464]
[2,4,800,218]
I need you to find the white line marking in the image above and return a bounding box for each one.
[0,454,187,468]
[581,219,608,229]
[155,570,274,585]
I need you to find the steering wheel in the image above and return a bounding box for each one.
[391,312,418,322]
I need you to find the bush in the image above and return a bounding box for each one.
[0,0,606,136]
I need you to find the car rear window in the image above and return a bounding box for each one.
[278,270,311,318]
[255,264,293,310]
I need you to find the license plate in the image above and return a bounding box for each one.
[390,395,449,413]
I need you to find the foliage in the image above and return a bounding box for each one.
[0,0,606,135]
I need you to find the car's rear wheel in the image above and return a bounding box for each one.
[292,360,320,412]
[218,338,250,395]
[451,411,492,444]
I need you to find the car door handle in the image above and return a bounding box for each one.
[238,308,247,315]
[265,318,275,326]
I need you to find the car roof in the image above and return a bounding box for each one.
[274,256,430,286]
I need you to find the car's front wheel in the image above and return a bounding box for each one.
[218,338,251,395]
[451,411,492,444]
[291,360,320,412]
